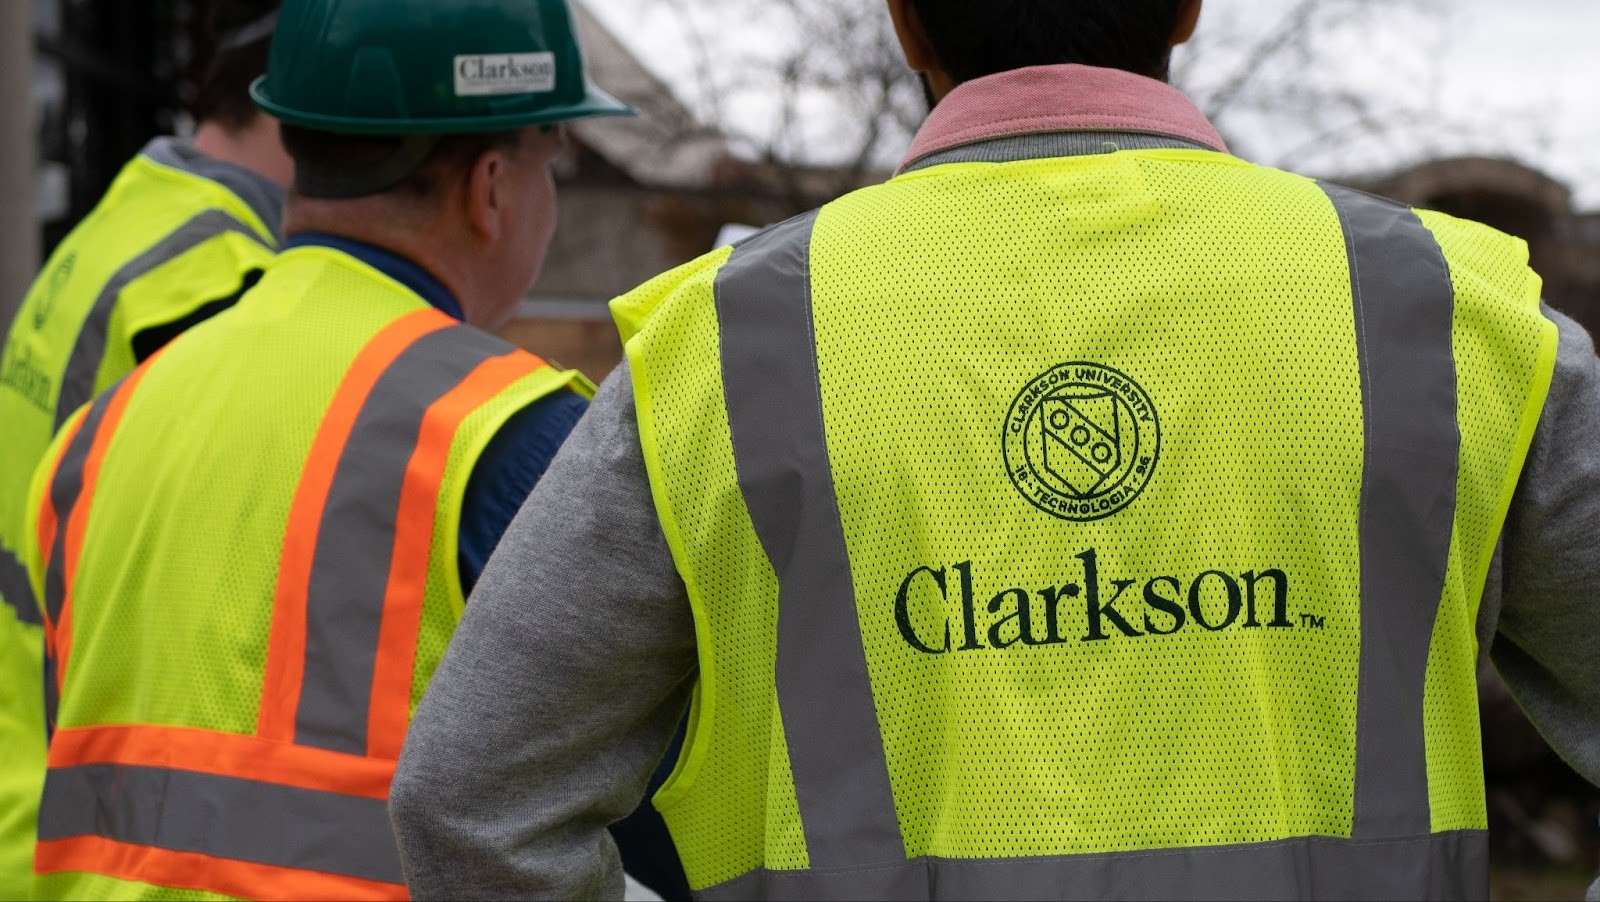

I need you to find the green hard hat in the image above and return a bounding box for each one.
[250,0,634,134]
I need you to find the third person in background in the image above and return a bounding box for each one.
[0,3,286,895]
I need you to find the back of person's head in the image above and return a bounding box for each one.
[276,127,525,205]
[910,0,1189,84]
[256,0,635,326]
[190,0,279,132]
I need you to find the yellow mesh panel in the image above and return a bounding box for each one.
[811,151,1365,855]
[622,249,810,887]
[1417,210,1556,831]
[61,249,423,735]
[35,870,244,901]
[761,714,807,869]
[0,617,44,900]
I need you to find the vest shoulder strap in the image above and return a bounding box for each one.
[54,208,273,430]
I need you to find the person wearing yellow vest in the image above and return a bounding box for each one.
[389,1,1600,899]
[0,7,288,897]
[18,0,634,898]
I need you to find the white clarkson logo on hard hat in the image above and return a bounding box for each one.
[453,53,558,96]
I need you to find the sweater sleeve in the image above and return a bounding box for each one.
[1492,305,1600,785]
[390,361,696,901]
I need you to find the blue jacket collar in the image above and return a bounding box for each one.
[284,232,466,322]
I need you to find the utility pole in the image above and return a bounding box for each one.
[0,0,39,336]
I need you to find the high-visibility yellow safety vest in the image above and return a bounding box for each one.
[612,138,1558,899]
[0,141,278,901]
[23,245,592,901]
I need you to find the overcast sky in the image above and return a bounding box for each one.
[588,0,1600,209]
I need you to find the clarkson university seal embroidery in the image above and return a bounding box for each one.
[1003,362,1160,521]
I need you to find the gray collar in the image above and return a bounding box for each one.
[141,137,285,242]
[901,130,1215,175]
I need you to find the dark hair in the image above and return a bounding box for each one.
[189,1,280,130]
[910,0,1187,84]
[190,38,271,130]
[279,126,526,200]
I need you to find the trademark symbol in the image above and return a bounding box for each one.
[1299,613,1327,629]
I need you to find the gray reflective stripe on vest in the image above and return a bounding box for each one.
[0,545,41,626]
[42,383,124,729]
[715,211,907,869]
[43,647,58,729]
[141,138,285,242]
[1321,183,1461,839]
[43,382,121,625]
[696,830,1488,902]
[293,325,515,755]
[55,210,267,430]
[37,763,402,885]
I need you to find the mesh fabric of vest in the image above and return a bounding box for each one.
[1414,208,1552,827]
[23,246,577,900]
[0,151,275,900]
[615,149,1555,890]
[0,617,43,899]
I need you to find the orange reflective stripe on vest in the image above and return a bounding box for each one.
[259,311,539,758]
[364,349,540,759]
[35,410,85,730]
[257,309,454,748]
[34,415,81,592]
[48,725,395,798]
[36,309,546,899]
[35,835,404,902]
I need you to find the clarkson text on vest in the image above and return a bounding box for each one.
[894,550,1315,653]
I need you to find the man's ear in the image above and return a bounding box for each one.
[1171,0,1203,47]
[886,0,938,73]
[465,148,506,243]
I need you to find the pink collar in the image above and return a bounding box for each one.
[900,64,1228,172]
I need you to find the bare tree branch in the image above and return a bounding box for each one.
[610,0,1514,203]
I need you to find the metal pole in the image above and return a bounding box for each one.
[0,0,39,336]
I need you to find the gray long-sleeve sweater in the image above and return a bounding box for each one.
[389,308,1600,901]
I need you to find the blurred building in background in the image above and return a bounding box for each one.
[1362,157,1600,340]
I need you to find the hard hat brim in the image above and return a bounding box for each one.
[250,76,636,135]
